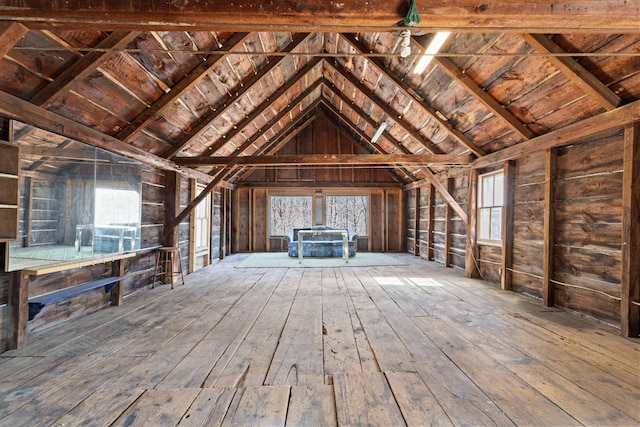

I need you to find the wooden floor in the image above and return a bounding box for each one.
[1,254,638,426]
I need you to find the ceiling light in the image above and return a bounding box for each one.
[371,121,387,144]
[413,32,450,74]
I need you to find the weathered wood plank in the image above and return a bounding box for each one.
[111,388,200,426]
[385,371,453,427]
[50,389,145,427]
[286,385,337,427]
[225,385,290,427]
[176,388,236,427]
[333,372,406,427]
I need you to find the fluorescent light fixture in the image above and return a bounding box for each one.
[413,31,450,74]
[371,121,387,143]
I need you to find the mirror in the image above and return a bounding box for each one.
[7,121,142,271]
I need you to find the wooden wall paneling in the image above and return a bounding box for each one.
[511,152,545,296]
[553,136,624,324]
[427,184,436,261]
[466,169,479,277]
[235,188,249,252]
[414,188,420,255]
[502,161,515,290]
[621,122,640,337]
[370,192,383,252]
[8,270,28,349]
[543,149,557,306]
[444,178,453,268]
[188,179,197,273]
[253,189,267,252]
[386,190,402,252]
[164,171,180,248]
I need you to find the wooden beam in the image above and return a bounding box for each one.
[0,22,28,58]
[116,32,253,141]
[621,122,639,337]
[30,31,140,107]
[501,160,515,290]
[230,103,321,182]
[167,81,324,228]
[164,171,181,247]
[472,99,640,169]
[175,153,472,167]
[0,88,232,187]
[521,34,621,111]
[420,169,468,225]
[319,98,415,183]
[158,33,311,158]
[325,60,442,155]
[427,184,436,261]
[1,1,638,32]
[432,56,534,140]
[8,271,28,349]
[465,168,479,278]
[543,148,557,307]
[444,177,453,267]
[414,187,420,256]
[341,34,486,158]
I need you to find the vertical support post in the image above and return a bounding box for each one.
[427,184,436,261]
[501,161,515,290]
[23,177,32,247]
[543,148,557,307]
[220,188,227,259]
[621,122,640,337]
[8,270,28,349]
[111,259,125,306]
[414,187,420,256]
[466,169,479,278]
[164,171,181,283]
[444,178,453,267]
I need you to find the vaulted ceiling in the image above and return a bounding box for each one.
[0,1,638,187]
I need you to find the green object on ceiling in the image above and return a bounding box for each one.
[404,0,421,27]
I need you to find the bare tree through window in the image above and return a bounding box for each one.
[270,195,313,235]
[325,195,368,235]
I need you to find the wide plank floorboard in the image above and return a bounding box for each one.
[0,253,637,426]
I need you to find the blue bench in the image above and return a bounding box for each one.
[28,276,123,321]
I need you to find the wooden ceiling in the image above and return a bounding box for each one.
[0,1,638,186]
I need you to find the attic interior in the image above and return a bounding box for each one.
[0,1,638,425]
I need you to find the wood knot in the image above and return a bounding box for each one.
[476,4,488,12]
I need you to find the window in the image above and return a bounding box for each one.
[478,171,504,242]
[270,195,313,235]
[94,187,140,226]
[325,195,368,236]
[194,186,211,252]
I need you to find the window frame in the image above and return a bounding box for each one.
[477,169,505,246]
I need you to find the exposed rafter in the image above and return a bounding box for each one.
[341,33,486,157]
[431,55,534,140]
[520,33,622,111]
[0,22,27,57]
[30,31,141,107]
[116,32,252,141]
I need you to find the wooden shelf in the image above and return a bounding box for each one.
[0,141,19,241]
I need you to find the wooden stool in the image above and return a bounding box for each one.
[153,247,185,289]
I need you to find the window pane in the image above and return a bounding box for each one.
[494,173,504,206]
[491,207,502,240]
[482,175,494,207]
[95,188,140,226]
[325,195,368,236]
[479,208,491,240]
[270,196,313,235]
